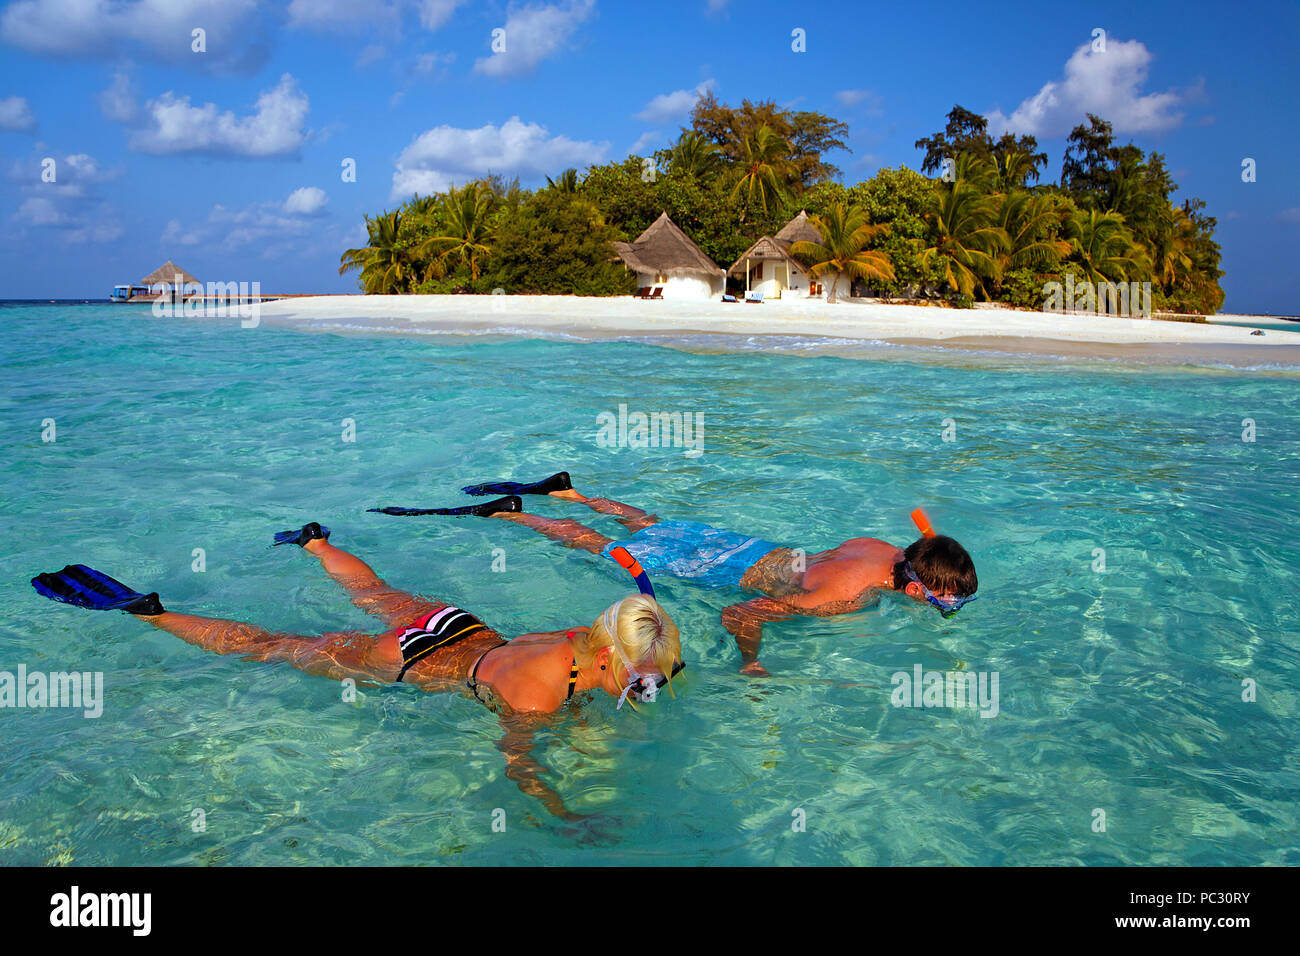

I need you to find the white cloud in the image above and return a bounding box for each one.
[356,43,387,67]
[416,0,464,29]
[126,74,310,158]
[474,0,593,78]
[415,51,455,73]
[97,70,140,123]
[16,195,62,225]
[986,39,1183,138]
[834,88,882,116]
[66,222,124,243]
[162,218,201,246]
[0,95,36,132]
[634,80,715,124]
[284,186,328,216]
[391,115,607,198]
[288,0,394,29]
[628,130,662,154]
[287,0,464,32]
[163,187,336,250]
[8,148,123,242]
[1,0,265,71]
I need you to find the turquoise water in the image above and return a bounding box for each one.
[1209,316,1300,334]
[1,303,1298,866]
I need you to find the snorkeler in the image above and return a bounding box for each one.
[371,473,977,677]
[30,523,683,819]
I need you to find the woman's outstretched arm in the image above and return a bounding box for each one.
[496,718,583,821]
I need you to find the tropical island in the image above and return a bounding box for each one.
[339,98,1226,317]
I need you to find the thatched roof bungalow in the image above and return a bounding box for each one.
[141,260,201,293]
[614,212,725,299]
[728,210,843,300]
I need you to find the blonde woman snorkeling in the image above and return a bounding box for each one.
[30,523,684,819]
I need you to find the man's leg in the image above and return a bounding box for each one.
[547,487,660,533]
[493,511,614,554]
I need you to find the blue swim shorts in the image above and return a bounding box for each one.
[600,520,780,590]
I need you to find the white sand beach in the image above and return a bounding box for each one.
[256,294,1300,366]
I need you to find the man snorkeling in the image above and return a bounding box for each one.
[31,523,683,819]
[370,472,978,677]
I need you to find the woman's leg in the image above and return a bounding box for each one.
[134,611,384,682]
[302,537,439,629]
[547,487,660,533]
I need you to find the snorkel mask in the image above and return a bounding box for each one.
[907,509,977,619]
[605,547,685,710]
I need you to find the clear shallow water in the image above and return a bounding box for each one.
[1,303,1297,866]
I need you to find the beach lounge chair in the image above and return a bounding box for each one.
[745,291,764,304]
[648,287,664,300]
[721,293,738,303]
[633,286,650,298]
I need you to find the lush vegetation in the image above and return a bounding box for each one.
[343,101,1224,314]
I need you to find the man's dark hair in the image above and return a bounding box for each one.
[892,535,977,597]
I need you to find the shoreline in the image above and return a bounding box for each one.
[245,294,1300,369]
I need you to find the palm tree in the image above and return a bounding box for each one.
[417,183,496,282]
[339,210,413,294]
[949,152,996,191]
[406,193,439,218]
[1153,205,1195,292]
[545,168,580,192]
[991,191,1071,292]
[918,182,1006,299]
[670,132,723,179]
[996,149,1039,190]
[729,125,796,218]
[1066,208,1147,284]
[789,203,894,303]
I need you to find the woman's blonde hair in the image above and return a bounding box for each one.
[575,593,681,697]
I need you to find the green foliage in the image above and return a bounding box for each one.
[918,180,1006,300]
[484,189,635,296]
[688,92,850,186]
[1001,268,1045,308]
[343,102,1225,312]
[788,202,894,302]
[914,105,1047,183]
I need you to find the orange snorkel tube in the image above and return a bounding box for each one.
[911,508,936,539]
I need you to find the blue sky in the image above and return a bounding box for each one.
[1,0,1296,313]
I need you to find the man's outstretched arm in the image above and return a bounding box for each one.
[721,596,796,677]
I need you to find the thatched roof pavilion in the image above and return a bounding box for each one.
[614,212,723,278]
[141,260,201,288]
[773,209,822,247]
[727,210,823,278]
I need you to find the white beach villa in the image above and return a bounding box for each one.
[614,211,726,299]
[727,210,848,300]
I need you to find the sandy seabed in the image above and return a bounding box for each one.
[254,294,1300,368]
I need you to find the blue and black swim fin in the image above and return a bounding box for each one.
[273,522,330,547]
[368,495,523,517]
[31,565,164,615]
[461,472,572,497]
